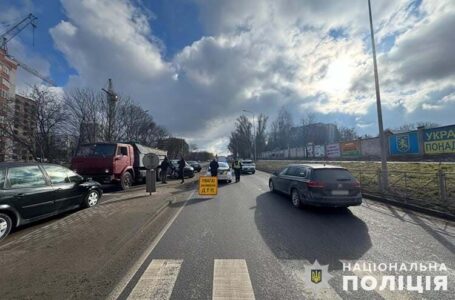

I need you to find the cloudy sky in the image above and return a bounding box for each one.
[1,0,454,154]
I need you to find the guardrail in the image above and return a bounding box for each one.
[350,169,455,214]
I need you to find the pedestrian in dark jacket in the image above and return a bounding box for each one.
[209,158,219,177]
[160,156,169,184]
[178,155,186,183]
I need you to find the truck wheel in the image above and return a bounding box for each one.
[121,172,133,190]
[0,213,12,241]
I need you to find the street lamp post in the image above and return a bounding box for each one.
[242,110,256,161]
[368,0,388,191]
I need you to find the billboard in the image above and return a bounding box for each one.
[423,125,455,154]
[326,143,341,158]
[389,132,420,155]
[306,144,314,158]
[314,145,325,157]
[341,141,360,157]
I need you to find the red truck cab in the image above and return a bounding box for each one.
[71,143,135,190]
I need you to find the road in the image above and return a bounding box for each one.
[1,170,454,299]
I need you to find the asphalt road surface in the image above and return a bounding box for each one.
[1,170,454,299]
[112,170,455,300]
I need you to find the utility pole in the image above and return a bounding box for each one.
[368,0,388,190]
[102,79,118,142]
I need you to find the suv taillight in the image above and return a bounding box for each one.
[308,180,325,188]
[352,180,361,188]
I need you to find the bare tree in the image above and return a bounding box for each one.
[64,88,169,154]
[228,115,253,158]
[267,106,293,150]
[255,113,268,155]
[338,126,358,142]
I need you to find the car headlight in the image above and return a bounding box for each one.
[105,169,110,173]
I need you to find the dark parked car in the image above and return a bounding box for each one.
[169,160,195,178]
[269,164,362,208]
[187,161,202,172]
[0,162,103,241]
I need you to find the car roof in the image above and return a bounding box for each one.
[0,162,63,168]
[286,163,346,169]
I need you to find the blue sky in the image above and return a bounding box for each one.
[1,0,454,154]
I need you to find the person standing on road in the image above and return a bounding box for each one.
[160,156,169,184]
[178,155,186,184]
[209,158,219,177]
[232,158,242,182]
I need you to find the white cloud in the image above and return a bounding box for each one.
[46,0,455,154]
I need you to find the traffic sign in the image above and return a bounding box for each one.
[199,176,218,195]
[143,153,160,170]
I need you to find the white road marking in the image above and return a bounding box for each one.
[212,259,255,300]
[107,190,196,300]
[127,259,182,300]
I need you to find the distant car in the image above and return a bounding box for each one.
[269,164,362,208]
[187,161,202,172]
[170,160,195,178]
[217,156,228,163]
[207,162,232,183]
[241,159,256,174]
[0,162,102,241]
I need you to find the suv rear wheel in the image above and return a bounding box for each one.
[0,213,12,241]
[291,189,302,208]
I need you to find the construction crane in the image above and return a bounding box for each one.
[8,55,56,86]
[0,13,37,51]
[0,13,56,86]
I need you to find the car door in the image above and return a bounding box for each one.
[294,166,309,197]
[42,165,85,211]
[281,166,299,194]
[4,165,55,220]
[273,167,289,192]
[113,145,129,175]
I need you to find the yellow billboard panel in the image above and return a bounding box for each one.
[199,176,218,195]
[424,140,455,154]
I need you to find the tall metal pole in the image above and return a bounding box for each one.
[102,78,118,142]
[368,0,388,190]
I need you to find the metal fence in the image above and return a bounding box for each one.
[350,169,455,214]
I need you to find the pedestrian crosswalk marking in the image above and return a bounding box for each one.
[127,259,182,300]
[213,259,255,300]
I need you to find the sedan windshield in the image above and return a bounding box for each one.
[218,162,229,168]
